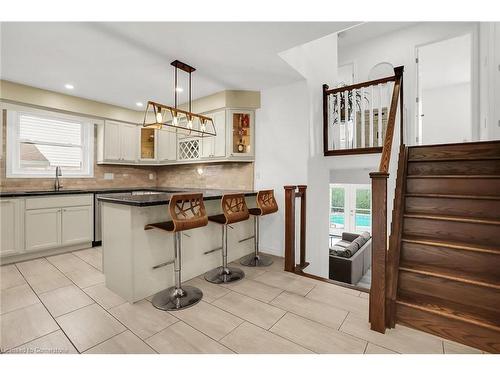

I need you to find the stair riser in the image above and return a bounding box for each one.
[398,271,500,314]
[405,196,500,219]
[404,217,500,247]
[407,178,500,196]
[407,160,500,176]
[408,141,500,161]
[396,303,500,353]
[400,241,500,285]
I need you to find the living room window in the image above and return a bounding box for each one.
[6,106,94,178]
[330,183,371,240]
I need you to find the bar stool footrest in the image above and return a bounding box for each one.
[204,266,245,284]
[240,253,274,267]
[152,285,203,311]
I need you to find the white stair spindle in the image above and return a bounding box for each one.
[336,92,341,149]
[370,85,374,147]
[344,89,349,148]
[352,89,357,149]
[361,87,365,148]
[378,84,383,147]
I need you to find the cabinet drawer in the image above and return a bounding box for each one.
[25,194,93,210]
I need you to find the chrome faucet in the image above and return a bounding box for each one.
[54,166,63,191]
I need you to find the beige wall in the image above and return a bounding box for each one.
[0,82,255,192]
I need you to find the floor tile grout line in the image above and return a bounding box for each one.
[337,311,350,332]
[363,341,369,354]
[12,263,80,354]
[72,248,103,273]
[45,253,104,287]
[81,327,128,354]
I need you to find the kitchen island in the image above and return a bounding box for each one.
[98,189,257,302]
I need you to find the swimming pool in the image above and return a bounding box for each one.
[330,213,371,228]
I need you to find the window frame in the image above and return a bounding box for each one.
[6,105,95,178]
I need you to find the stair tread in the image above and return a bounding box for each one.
[408,156,500,162]
[398,266,500,290]
[404,213,500,225]
[402,235,500,255]
[396,293,500,332]
[405,193,500,200]
[407,174,500,179]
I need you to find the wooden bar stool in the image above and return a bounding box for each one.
[240,189,278,267]
[144,193,208,311]
[204,193,248,284]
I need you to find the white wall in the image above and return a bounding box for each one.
[339,22,480,145]
[254,80,309,256]
[422,83,472,144]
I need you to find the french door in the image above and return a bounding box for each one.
[330,184,372,237]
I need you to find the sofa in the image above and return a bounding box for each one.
[329,231,372,285]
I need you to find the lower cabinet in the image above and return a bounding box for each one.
[25,208,61,252]
[0,199,24,257]
[1,194,94,260]
[61,206,93,246]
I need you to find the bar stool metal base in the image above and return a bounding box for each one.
[151,285,203,311]
[204,266,245,284]
[240,253,274,267]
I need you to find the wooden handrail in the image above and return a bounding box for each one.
[369,65,404,334]
[325,75,397,95]
[378,66,404,173]
[283,185,308,273]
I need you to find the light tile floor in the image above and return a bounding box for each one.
[0,247,485,354]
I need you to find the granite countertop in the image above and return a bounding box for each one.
[97,188,257,207]
[0,187,257,206]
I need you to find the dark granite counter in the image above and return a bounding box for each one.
[96,188,257,207]
[0,187,159,198]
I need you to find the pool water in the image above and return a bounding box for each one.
[330,213,371,228]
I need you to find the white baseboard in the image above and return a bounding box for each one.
[1,242,93,265]
[259,246,284,258]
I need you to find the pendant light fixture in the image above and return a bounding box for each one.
[142,60,216,137]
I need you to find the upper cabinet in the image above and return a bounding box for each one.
[228,110,254,159]
[98,120,138,163]
[97,109,254,166]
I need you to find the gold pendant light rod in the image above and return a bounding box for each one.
[142,60,216,137]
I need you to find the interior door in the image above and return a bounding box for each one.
[416,33,473,145]
[330,184,349,237]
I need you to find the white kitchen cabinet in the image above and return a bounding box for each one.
[103,120,120,160]
[98,121,138,163]
[0,199,24,257]
[201,110,226,159]
[25,208,61,252]
[157,128,177,162]
[61,206,93,246]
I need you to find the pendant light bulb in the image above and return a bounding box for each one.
[200,120,206,132]
[173,115,178,126]
[156,109,163,123]
[187,118,193,129]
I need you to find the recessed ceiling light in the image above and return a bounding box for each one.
[175,87,184,93]
[64,83,74,90]
[135,102,143,107]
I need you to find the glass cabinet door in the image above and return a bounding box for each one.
[140,128,156,160]
[230,110,253,155]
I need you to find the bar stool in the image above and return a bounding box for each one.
[240,189,278,267]
[204,193,248,284]
[144,193,208,311]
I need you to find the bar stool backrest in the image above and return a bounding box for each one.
[169,193,208,232]
[221,193,250,225]
[256,190,278,215]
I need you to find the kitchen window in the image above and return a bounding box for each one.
[6,106,94,178]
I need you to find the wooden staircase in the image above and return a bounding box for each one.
[390,140,500,353]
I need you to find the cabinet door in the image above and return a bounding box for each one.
[158,129,177,161]
[212,111,226,157]
[120,124,138,162]
[104,121,120,160]
[25,208,61,252]
[61,206,93,246]
[140,128,156,161]
[1,199,23,257]
[201,135,214,158]
[229,110,254,157]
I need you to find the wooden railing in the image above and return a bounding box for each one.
[323,69,403,156]
[368,66,404,333]
[283,185,308,273]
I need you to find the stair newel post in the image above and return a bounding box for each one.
[297,185,307,268]
[284,186,297,272]
[369,171,389,333]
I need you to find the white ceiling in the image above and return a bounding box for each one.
[0,22,354,109]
